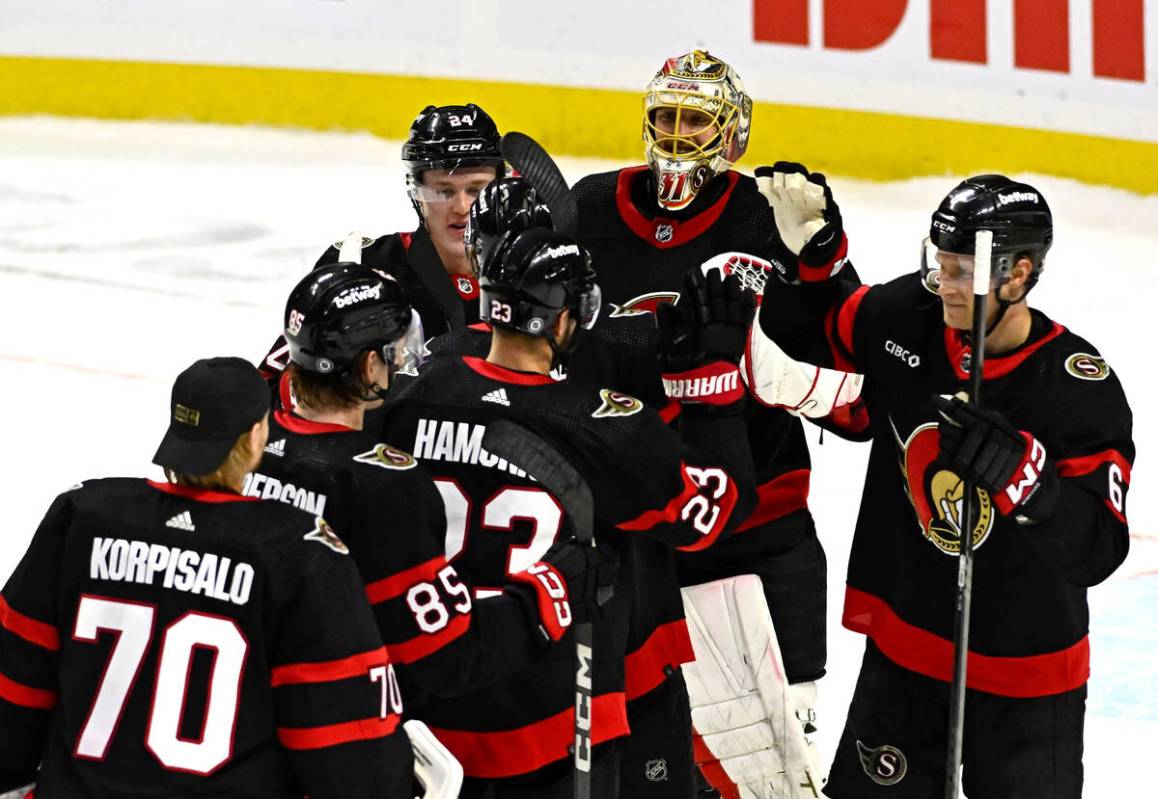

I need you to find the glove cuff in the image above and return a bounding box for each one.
[509,563,572,642]
[993,433,1053,518]
[662,362,745,405]
[799,230,849,282]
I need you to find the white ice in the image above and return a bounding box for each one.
[0,117,1153,795]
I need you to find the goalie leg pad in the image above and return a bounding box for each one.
[680,575,825,798]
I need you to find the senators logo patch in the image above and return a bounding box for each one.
[608,291,679,318]
[1065,353,1110,381]
[895,421,994,555]
[303,517,348,555]
[856,740,907,786]
[592,389,643,418]
[353,444,418,471]
[331,234,374,250]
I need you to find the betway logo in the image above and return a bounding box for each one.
[997,191,1039,206]
[333,284,382,309]
[662,371,739,400]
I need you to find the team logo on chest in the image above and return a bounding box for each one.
[592,389,643,418]
[894,421,994,555]
[353,444,418,470]
[608,291,679,318]
[856,740,907,786]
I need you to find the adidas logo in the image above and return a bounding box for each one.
[264,438,286,457]
[481,388,510,406]
[165,511,195,532]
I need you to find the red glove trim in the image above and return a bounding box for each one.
[798,231,849,282]
[661,362,745,405]
[994,432,1048,515]
[510,563,572,642]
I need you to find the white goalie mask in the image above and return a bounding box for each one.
[643,50,753,211]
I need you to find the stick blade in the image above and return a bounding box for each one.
[482,419,593,544]
[500,131,579,236]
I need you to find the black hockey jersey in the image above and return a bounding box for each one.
[760,270,1134,696]
[573,166,813,535]
[379,355,756,778]
[249,407,542,703]
[0,479,411,798]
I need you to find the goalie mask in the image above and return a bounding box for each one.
[643,50,753,211]
[284,263,425,379]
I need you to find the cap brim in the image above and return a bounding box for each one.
[152,427,239,476]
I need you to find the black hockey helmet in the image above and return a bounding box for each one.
[466,177,554,275]
[402,104,504,188]
[284,263,424,376]
[480,228,601,339]
[928,174,1053,283]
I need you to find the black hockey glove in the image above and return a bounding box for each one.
[934,394,1060,524]
[509,540,619,642]
[656,270,755,407]
[755,162,848,285]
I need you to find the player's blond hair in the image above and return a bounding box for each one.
[168,429,261,492]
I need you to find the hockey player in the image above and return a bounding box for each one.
[0,357,413,798]
[381,226,758,798]
[757,169,1134,797]
[571,50,848,795]
[259,103,505,382]
[252,262,616,707]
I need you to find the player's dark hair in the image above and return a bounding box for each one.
[287,359,371,412]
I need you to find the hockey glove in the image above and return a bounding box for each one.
[934,394,1060,524]
[755,162,849,284]
[657,270,754,407]
[509,540,619,642]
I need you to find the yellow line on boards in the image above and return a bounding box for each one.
[3,56,1155,193]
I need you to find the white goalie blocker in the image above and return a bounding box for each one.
[681,576,825,798]
[406,719,464,799]
[699,253,863,419]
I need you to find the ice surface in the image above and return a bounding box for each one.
[0,117,1153,794]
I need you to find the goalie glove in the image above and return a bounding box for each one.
[509,540,619,642]
[934,394,1060,524]
[657,270,755,408]
[755,162,848,284]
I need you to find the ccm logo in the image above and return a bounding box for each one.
[884,340,920,368]
[447,143,483,152]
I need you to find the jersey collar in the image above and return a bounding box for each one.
[463,356,554,386]
[273,408,356,434]
[615,166,739,249]
[943,320,1066,381]
[146,479,257,503]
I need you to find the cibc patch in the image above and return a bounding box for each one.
[1064,353,1110,381]
[856,740,907,786]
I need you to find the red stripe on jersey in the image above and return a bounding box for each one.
[658,400,682,424]
[624,619,695,701]
[692,729,742,799]
[615,166,740,249]
[273,408,355,435]
[388,614,471,664]
[270,646,389,687]
[615,470,698,533]
[735,469,811,533]
[364,556,447,604]
[842,586,1089,697]
[832,285,870,370]
[278,370,294,411]
[145,480,257,503]
[400,231,414,250]
[277,713,401,750]
[0,672,57,709]
[677,477,739,553]
[462,356,555,385]
[430,692,629,778]
[1056,449,1132,480]
[468,322,492,332]
[0,596,60,651]
[944,321,1066,381]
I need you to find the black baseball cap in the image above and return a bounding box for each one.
[152,357,270,476]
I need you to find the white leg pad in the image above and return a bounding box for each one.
[681,575,825,798]
[405,719,464,799]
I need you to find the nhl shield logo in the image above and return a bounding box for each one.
[856,740,907,786]
[655,223,674,243]
[592,389,643,418]
[644,758,669,782]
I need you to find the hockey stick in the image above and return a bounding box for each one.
[482,420,595,799]
[500,132,579,236]
[944,230,993,799]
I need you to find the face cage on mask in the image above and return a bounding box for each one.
[644,90,739,160]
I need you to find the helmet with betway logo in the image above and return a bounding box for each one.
[643,50,753,211]
[480,228,601,340]
[284,263,423,376]
[926,174,1053,288]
